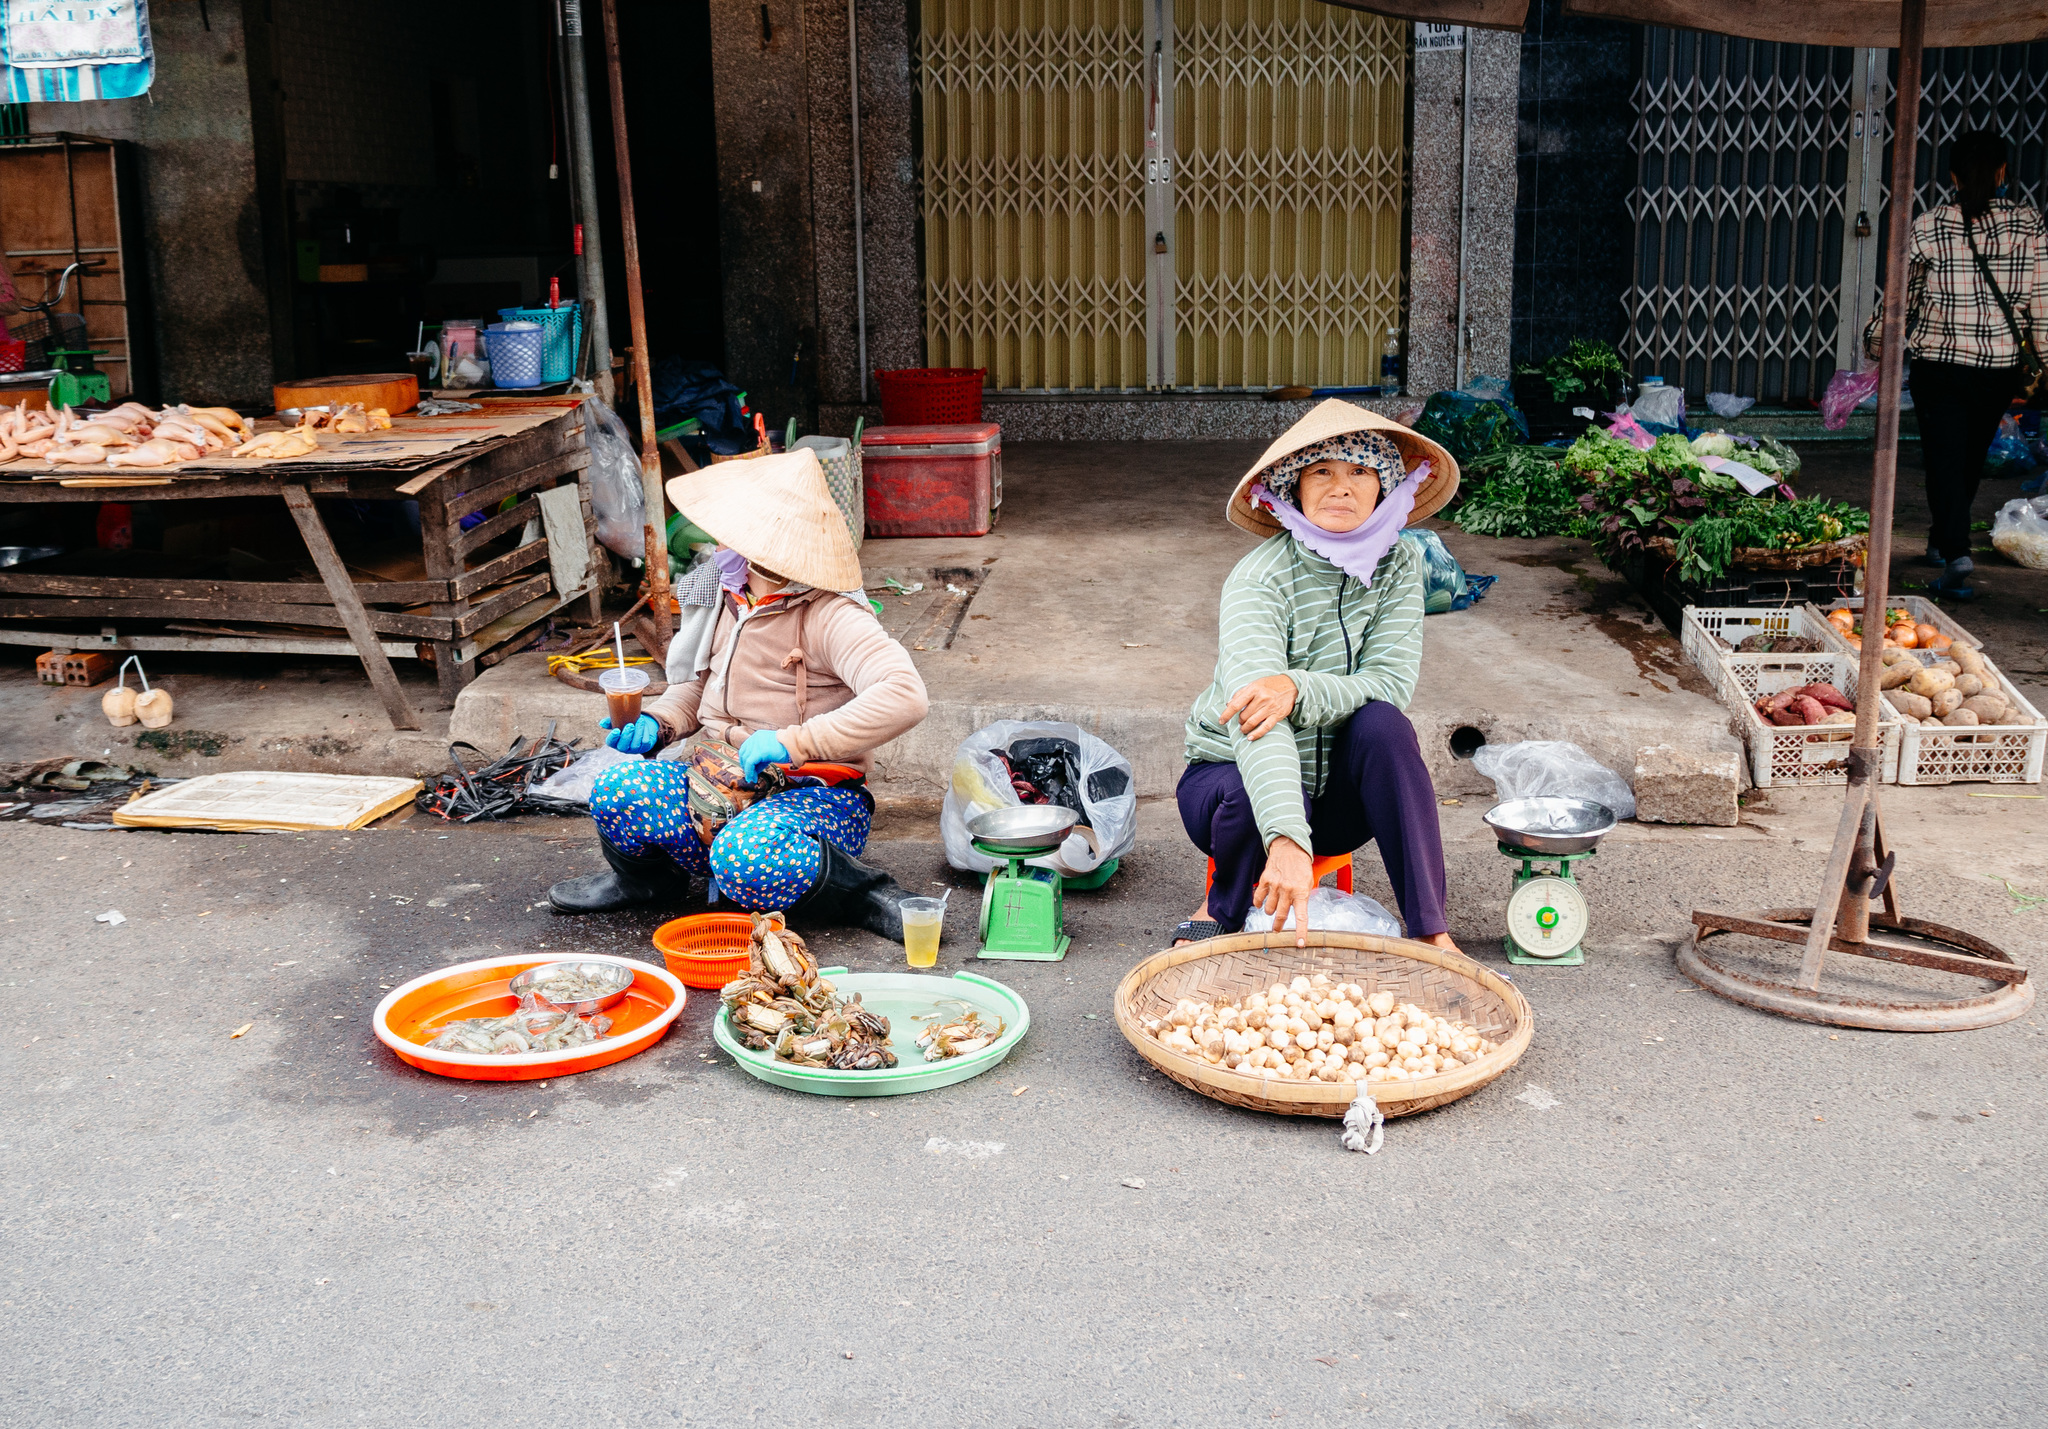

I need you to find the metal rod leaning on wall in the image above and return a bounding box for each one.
[561,0,614,400]
[600,0,673,650]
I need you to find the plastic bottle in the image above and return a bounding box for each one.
[1380,330,1405,395]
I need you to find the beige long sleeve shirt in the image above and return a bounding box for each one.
[644,588,928,773]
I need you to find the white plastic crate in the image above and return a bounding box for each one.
[1888,657,2047,785]
[1679,604,1841,684]
[1814,595,1981,652]
[1702,646,1901,788]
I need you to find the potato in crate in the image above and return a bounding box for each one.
[1876,641,2046,785]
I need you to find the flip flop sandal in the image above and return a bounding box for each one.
[1172,919,1224,946]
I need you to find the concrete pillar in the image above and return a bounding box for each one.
[1404,27,1520,398]
[804,0,921,412]
[27,5,276,406]
[708,0,822,428]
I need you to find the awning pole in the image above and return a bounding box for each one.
[560,1,613,400]
[600,0,672,649]
[1811,0,1924,967]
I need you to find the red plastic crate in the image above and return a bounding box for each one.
[0,337,25,373]
[874,367,985,425]
[860,422,1001,538]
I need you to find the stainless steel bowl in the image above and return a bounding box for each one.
[967,804,1080,852]
[508,959,636,1015]
[1484,797,1617,855]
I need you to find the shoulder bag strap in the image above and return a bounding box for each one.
[1963,212,2045,383]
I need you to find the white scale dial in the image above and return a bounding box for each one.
[1505,876,1589,958]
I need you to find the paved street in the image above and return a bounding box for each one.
[5,800,2044,1427]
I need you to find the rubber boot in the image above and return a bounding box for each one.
[785,838,911,942]
[547,830,694,914]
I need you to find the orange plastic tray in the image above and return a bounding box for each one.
[373,953,685,1081]
[652,911,754,988]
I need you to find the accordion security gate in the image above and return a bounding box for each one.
[1623,33,2048,407]
[919,0,1408,392]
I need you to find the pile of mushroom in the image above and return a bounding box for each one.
[1140,974,1502,1085]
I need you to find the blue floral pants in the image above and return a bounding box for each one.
[589,760,872,912]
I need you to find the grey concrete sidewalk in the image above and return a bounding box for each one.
[452,441,1741,802]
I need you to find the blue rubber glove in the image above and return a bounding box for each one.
[599,714,660,755]
[738,729,791,783]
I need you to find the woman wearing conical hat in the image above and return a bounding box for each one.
[549,450,930,939]
[1174,400,1463,952]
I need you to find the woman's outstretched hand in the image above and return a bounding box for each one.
[1221,674,1298,740]
[1254,836,1316,948]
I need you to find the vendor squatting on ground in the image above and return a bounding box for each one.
[1175,400,1464,954]
[547,450,930,938]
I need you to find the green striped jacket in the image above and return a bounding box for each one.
[1183,533,1425,853]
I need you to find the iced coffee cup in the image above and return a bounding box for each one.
[598,665,650,734]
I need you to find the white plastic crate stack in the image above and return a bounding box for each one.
[1681,606,1901,788]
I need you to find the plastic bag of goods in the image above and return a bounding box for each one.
[1820,368,1881,430]
[1629,379,1686,430]
[941,720,1136,876]
[1705,392,1756,418]
[1991,497,2048,570]
[531,745,639,807]
[1472,740,1636,820]
[1243,886,1402,938]
[582,397,649,558]
[1413,390,1529,465]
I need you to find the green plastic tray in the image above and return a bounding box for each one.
[713,968,1030,1097]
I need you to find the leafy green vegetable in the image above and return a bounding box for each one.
[1415,391,1529,465]
[1671,500,1868,582]
[1514,339,1628,405]
[1452,446,1590,539]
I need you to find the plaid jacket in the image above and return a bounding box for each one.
[1865,199,2047,369]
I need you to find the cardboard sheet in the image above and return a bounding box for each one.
[0,396,584,482]
[112,771,423,831]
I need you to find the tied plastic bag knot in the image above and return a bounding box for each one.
[1472,740,1636,821]
[1339,1087,1384,1154]
[1242,886,1401,938]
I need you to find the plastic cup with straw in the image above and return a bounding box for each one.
[597,620,650,746]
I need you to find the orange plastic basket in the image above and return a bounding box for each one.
[653,911,754,988]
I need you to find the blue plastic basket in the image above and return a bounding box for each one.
[497,304,584,384]
[483,326,544,389]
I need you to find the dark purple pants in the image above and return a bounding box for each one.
[1177,701,1449,936]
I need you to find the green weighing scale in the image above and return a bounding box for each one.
[46,345,111,409]
[1482,797,1617,967]
[965,805,1118,961]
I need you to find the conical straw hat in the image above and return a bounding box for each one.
[1227,399,1459,537]
[665,450,862,592]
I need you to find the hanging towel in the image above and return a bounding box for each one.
[0,0,154,102]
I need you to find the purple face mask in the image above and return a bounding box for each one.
[1249,460,1428,588]
[713,546,749,593]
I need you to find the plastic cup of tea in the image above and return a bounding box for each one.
[597,665,650,733]
[900,896,946,968]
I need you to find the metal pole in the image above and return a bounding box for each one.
[601,0,672,649]
[849,0,870,405]
[561,0,614,401]
[1453,32,1472,391]
[1831,0,1924,958]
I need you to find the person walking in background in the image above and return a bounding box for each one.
[1866,128,2046,599]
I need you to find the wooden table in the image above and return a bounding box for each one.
[0,405,599,729]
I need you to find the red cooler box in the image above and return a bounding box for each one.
[860,422,1001,537]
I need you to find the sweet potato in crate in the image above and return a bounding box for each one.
[1699,644,1901,788]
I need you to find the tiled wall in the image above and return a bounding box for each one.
[1510,0,1639,367]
